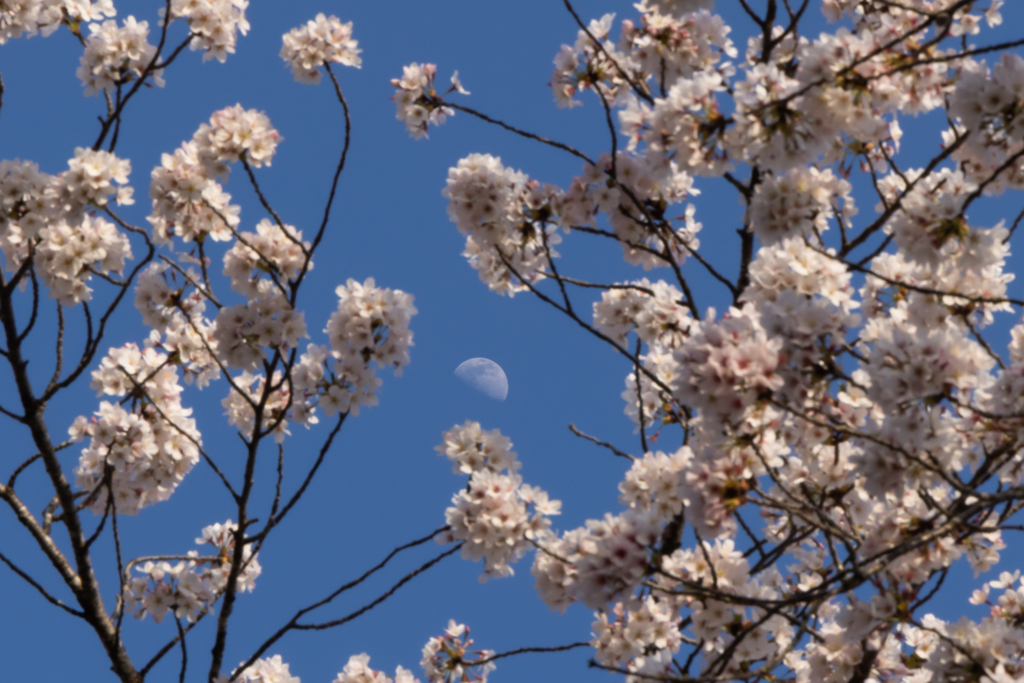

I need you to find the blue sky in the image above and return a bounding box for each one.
[1,1,1023,682]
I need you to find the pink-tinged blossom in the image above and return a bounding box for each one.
[592,597,684,683]
[948,53,1024,194]
[639,69,733,176]
[438,469,560,582]
[443,153,563,296]
[224,655,298,683]
[435,423,557,581]
[163,0,249,63]
[619,5,735,92]
[76,17,162,97]
[435,420,520,475]
[749,166,855,246]
[532,510,660,610]
[148,141,240,245]
[550,13,636,109]
[281,13,360,84]
[54,147,134,222]
[124,520,260,623]
[222,218,310,300]
[593,279,692,348]
[0,159,57,240]
[420,621,495,683]
[390,62,466,139]
[134,263,222,388]
[321,278,416,416]
[148,105,277,245]
[71,343,200,514]
[671,305,784,423]
[193,104,281,176]
[1,213,131,306]
[0,0,114,43]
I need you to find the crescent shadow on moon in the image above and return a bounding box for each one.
[454,358,508,401]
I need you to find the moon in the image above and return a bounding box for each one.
[454,358,508,401]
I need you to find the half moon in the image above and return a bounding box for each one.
[454,358,508,401]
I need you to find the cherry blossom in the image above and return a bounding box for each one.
[76,16,162,96]
[421,621,495,683]
[164,0,249,63]
[281,13,360,84]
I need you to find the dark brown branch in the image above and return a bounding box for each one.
[568,424,635,461]
[0,548,85,618]
[446,102,595,165]
[232,535,454,678]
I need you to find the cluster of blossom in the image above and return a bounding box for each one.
[592,280,692,430]
[589,0,996,177]
[620,353,681,433]
[593,279,692,348]
[761,290,862,406]
[0,158,55,239]
[221,282,415,438]
[70,343,200,514]
[618,448,692,521]
[222,218,309,300]
[434,420,519,475]
[591,597,683,682]
[123,520,261,623]
[333,654,418,683]
[281,13,360,84]
[949,52,1024,193]
[748,166,855,246]
[739,239,863,406]
[134,263,222,387]
[860,249,1013,333]
[683,418,789,538]
[823,0,1003,34]
[163,0,249,63]
[631,70,733,176]
[391,63,467,140]
[192,104,280,177]
[532,509,660,610]
[221,341,365,436]
[858,305,995,412]
[221,341,382,438]
[317,278,416,416]
[663,540,791,671]
[744,238,857,310]
[211,300,306,371]
[815,577,1024,683]
[0,212,131,306]
[551,13,637,109]
[53,146,134,221]
[209,218,310,372]
[734,23,950,171]
[76,17,161,97]
[222,369,294,442]
[421,621,495,683]
[434,423,559,581]
[604,157,702,270]
[37,215,130,305]
[0,0,114,43]
[147,140,240,244]
[618,4,735,91]
[670,305,784,423]
[876,167,1009,271]
[443,153,561,295]
[148,104,277,244]
[559,150,703,270]
[222,655,298,683]
[438,469,560,582]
